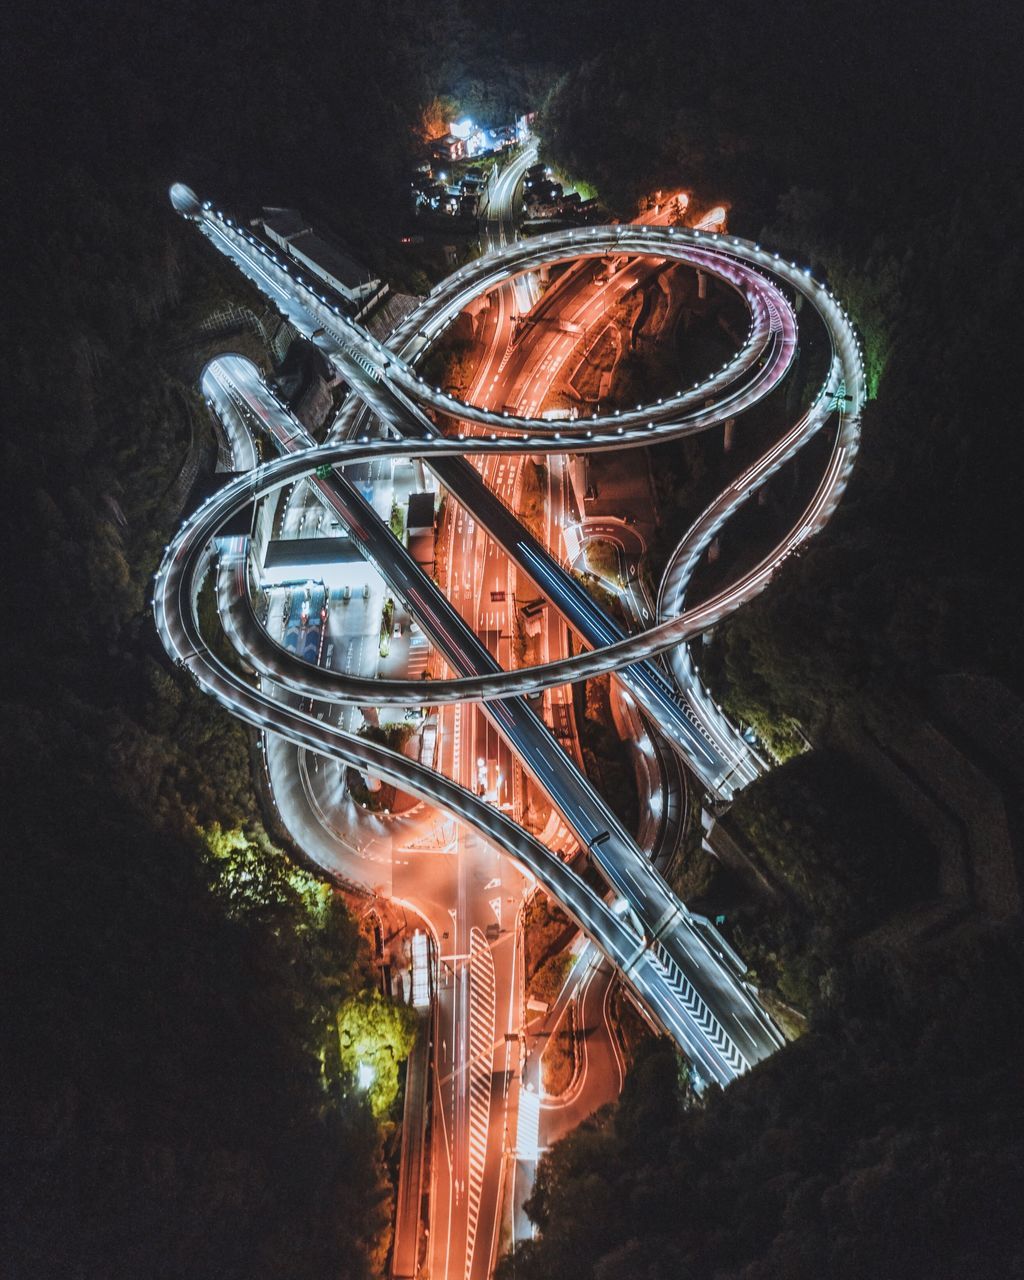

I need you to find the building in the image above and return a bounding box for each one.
[287,230,380,307]
[430,117,520,165]
[261,207,310,250]
[261,208,383,311]
[431,133,467,164]
[526,180,563,207]
[406,491,436,573]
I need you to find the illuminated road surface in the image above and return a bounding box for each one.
[160,189,863,1077]
[159,177,864,1277]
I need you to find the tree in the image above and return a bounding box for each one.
[337,991,418,1119]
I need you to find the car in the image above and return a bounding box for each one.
[342,584,352,602]
[393,622,402,638]
[363,584,370,599]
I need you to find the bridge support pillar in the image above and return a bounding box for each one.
[723,417,736,452]
[622,937,652,976]
[697,269,707,300]
[539,263,551,285]
[651,902,688,944]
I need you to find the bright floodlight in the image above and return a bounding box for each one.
[169,183,201,217]
[357,1062,376,1090]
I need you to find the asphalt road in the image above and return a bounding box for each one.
[159,166,867,1280]
[161,190,865,1080]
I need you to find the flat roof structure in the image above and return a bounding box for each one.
[407,492,435,531]
[262,207,310,243]
[289,229,375,293]
[264,536,362,568]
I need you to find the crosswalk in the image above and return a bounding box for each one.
[405,632,430,679]
[516,1084,540,1160]
[464,926,496,1279]
[648,941,749,1076]
[451,704,462,782]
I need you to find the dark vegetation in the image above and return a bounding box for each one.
[523,891,576,996]
[2,2,529,1275]
[346,722,415,812]
[503,0,1024,1274]
[724,751,937,1010]
[417,310,478,395]
[530,952,577,1006]
[2,741,394,1278]
[500,926,1024,1280]
[573,674,640,834]
[540,1013,577,1098]
[540,0,1023,745]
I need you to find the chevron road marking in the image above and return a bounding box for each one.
[464,927,496,1278]
[648,941,749,1075]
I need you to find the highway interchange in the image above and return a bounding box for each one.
[158,155,864,1276]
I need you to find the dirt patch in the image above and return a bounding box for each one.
[541,1005,578,1097]
[518,459,548,542]
[584,538,621,585]
[524,891,574,988]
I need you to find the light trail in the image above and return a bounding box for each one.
[158,184,865,1085]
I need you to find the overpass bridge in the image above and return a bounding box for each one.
[158,183,865,1086]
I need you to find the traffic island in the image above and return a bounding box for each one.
[540,1002,579,1099]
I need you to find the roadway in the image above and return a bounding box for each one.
[157,180,867,1278]
[169,184,814,798]
[199,368,784,1085]
[161,189,864,1082]
[185,160,783,1269]
[203,162,686,1273]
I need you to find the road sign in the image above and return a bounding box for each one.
[315,464,332,479]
